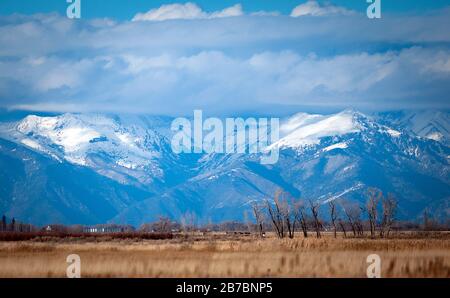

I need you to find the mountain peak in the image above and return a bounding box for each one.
[0,110,448,225]
[2,113,167,184]
[272,109,364,150]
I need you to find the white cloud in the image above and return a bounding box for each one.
[1,11,450,114]
[291,0,353,17]
[2,10,450,57]
[132,3,243,22]
[5,47,450,114]
[209,4,243,18]
[36,68,79,91]
[132,3,204,21]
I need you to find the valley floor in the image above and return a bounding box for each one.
[0,232,449,278]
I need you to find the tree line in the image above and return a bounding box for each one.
[1,189,446,235]
[0,215,36,233]
[251,188,399,239]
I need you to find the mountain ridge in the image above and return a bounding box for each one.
[0,109,448,225]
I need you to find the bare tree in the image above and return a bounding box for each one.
[380,194,397,238]
[10,218,15,232]
[309,200,322,238]
[329,201,338,238]
[283,203,295,238]
[243,210,252,233]
[343,207,356,236]
[251,201,265,237]
[266,190,285,238]
[180,211,197,233]
[342,201,363,237]
[422,208,434,231]
[355,207,365,236]
[338,218,347,238]
[154,216,171,232]
[283,195,298,239]
[1,215,5,232]
[266,190,300,239]
[294,200,308,238]
[366,188,382,238]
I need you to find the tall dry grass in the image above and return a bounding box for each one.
[0,232,448,278]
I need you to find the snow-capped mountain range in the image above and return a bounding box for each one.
[0,110,448,225]
[375,110,450,145]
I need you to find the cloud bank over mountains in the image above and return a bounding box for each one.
[290,0,354,17]
[132,3,244,22]
[0,1,450,115]
[130,1,351,22]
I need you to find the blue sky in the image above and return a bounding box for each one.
[2,0,450,20]
[0,1,450,115]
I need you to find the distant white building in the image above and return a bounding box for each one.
[83,225,131,233]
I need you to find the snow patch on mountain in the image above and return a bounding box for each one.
[427,131,444,142]
[323,142,348,152]
[17,114,106,153]
[386,128,401,137]
[270,110,361,150]
[21,138,43,151]
[0,113,171,185]
[376,110,450,145]
[321,183,364,204]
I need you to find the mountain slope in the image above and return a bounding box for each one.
[0,110,449,225]
[376,110,450,145]
[111,111,449,224]
[0,113,197,191]
[0,138,152,225]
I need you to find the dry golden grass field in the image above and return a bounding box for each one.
[0,232,449,278]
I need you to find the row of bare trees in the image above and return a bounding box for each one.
[252,188,398,239]
[1,215,36,233]
[252,190,323,239]
[365,188,397,238]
